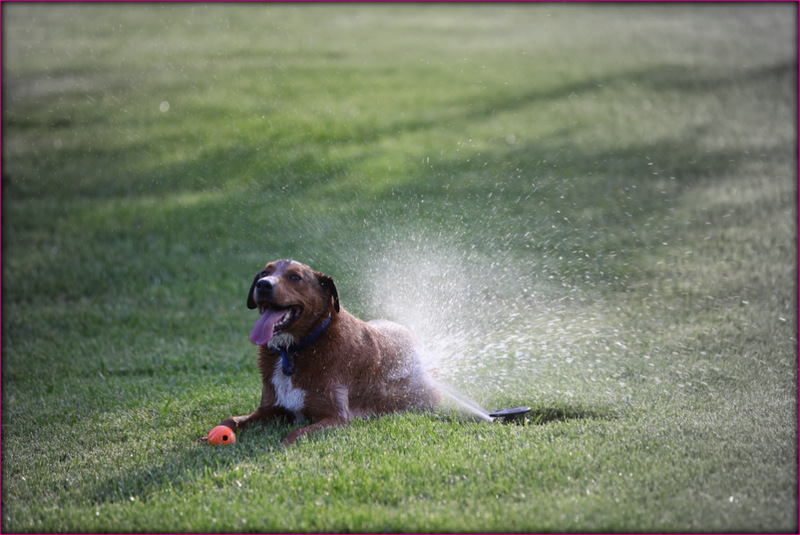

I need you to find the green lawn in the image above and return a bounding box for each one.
[2,3,797,532]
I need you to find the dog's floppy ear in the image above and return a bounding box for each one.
[246,273,260,310]
[315,272,340,313]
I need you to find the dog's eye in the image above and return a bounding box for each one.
[288,274,302,282]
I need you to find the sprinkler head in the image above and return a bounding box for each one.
[489,406,531,424]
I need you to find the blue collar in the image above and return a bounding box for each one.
[272,315,332,376]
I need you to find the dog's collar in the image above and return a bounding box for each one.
[272,314,332,376]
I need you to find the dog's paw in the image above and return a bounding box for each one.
[196,436,209,444]
[282,429,305,446]
[219,418,239,431]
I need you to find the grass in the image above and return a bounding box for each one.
[2,3,797,532]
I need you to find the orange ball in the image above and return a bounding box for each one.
[207,425,236,446]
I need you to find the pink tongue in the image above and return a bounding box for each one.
[249,309,286,346]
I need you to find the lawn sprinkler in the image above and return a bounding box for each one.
[489,406,531,424]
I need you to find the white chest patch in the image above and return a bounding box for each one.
[271,360,307,422]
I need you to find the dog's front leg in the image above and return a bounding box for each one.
[282,415,349,446]
[282,385,351,446]
[221,405,296,432]
[197,406,294,443]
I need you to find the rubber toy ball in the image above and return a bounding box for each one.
[207,425,236,445]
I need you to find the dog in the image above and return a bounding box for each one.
[208,259,441,445]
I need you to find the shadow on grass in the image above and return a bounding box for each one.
[87,403,617,506]
[525,404,615,425]
[459,61,796,125]
[439,402,617,426]
[88,423,293,506]
[6,60,791,204]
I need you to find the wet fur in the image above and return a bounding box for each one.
[217,259,440,445]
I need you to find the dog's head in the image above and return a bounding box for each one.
[246,259,340,347]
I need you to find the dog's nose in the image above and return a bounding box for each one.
[256,278,273,292]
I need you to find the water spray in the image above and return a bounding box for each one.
[361,237,576,427]
[435,381,531,424]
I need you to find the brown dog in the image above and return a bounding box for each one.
[211,259,441,445]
